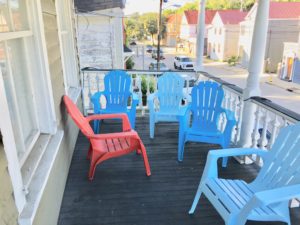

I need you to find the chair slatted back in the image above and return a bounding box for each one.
[254,123,300,190]
[63,96,94,137]
[157,72,185,112]
[191,81,224,131]
[103,70,131,111]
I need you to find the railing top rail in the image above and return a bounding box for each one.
[250,96,300,122]
[81,67,197,75]
[197,71,244,95]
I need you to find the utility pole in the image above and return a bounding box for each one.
[157,0,163,71]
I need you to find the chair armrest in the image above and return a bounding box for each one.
[91,91,105,113]
[201,148,269,180]
[147,92,158,113]
[88,130,139,140]
[220,108,237,145]
[179,105,191,131]
[208,148,268,159]
[221,108,236,122]
[254,184,300,205]
[86,113,131,131]
[131,92,139,107]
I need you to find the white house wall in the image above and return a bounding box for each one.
[239,18,300,72]
[77,8,124,69]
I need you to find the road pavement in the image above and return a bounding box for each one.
[130,44,300,114]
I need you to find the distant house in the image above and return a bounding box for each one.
[238,2,300,72]
[75,0,126,69]
[179,10,216,56]
[207,10,247,61]
[279,33,300,84]
[164,14,182,47]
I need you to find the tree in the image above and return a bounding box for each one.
[141,13,158,45]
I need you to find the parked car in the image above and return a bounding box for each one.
[130,41,137,45]
[178,73,198,95]
[174,56,195,70]
[152,49,165,59]
[149,62,169,71]
[146,45,153,53]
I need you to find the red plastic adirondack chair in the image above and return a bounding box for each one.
[63,95,151,180]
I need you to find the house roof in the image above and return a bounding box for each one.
[269,2,300,19]
[167,14,182,24]
[217,10,247,24]
[246,2,300,20]
[184,10,217,25]
[74,0,125,12]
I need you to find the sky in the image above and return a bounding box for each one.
[124,0,195,15]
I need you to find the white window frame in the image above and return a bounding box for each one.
[0,0,57,212]
[55,0,80,100]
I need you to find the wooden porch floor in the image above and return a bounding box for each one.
[58,117,300,225]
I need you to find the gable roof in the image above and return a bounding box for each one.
[269,2,300,19]
[184,10,217,25]
[217,10,247,24]
[246,2,300,20]
[74,0,125,12]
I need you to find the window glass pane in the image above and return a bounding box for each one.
[10,0,28,31]
[0,39,38,156]
[0,0,11,32]
[0,0,28,32]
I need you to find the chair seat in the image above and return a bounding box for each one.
[187,127,222,137]
[92,136,138,153]
[155,106,188,117]
[204,178,283,221]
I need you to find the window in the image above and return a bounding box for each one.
[214,28,217,35]
[56,0,79,97]
[218,43,221,53]
[0,0,57,211]
[219,28,222,35]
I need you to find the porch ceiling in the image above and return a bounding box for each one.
[58,117,300,225]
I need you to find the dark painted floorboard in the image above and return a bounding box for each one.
[58,117,300,225]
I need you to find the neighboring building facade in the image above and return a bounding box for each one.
[238,2,300,72]
[279,33,300,83]
[75,0,125,69]
[164,14,182,47]
[207,10,247,61]
[0,0,81,225]
[179,10,216,56]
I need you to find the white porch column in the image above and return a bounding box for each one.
[195,0,206,71]
[238,0,270,148]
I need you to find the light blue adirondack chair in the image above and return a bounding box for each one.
[148,72,190,138]
[189,122,300,225]
[91,70,139,132]
[178,81,236,166]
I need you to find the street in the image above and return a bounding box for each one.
[130,44,300,114]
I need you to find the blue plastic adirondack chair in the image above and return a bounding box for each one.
[91,70,139,132]
[148,72,190,138]
[178,81,236,166]
[189,122,300,225]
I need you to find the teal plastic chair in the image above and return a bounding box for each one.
[148,72,190,138]
[178,81,236,165]
[91,70,139,132]
[189,122,300,225]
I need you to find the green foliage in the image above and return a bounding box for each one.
[227,56,239,66]
[125,12,166,44]
[126,57,135,69]
[141,76,155,95]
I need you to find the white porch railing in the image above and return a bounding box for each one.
[81,68,300,163]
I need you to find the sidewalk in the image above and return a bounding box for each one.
[203,62,300,113]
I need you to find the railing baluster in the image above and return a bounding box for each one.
[251,105,261,149]
[268,115,280,149]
